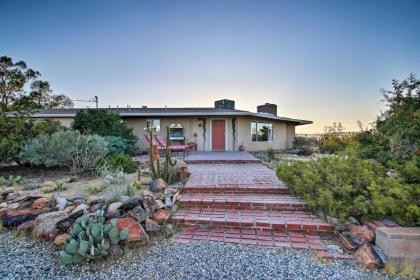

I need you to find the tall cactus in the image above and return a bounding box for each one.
[163,126,177,183]
[148,128,159,179]
[148,126,177,183]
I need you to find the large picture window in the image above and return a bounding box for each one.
[146,119,160,132]
[251,122,273,142]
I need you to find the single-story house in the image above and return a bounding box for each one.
[32,99,312,152]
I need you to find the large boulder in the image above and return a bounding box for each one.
[55,197,67,211]
[129,206,148,223]
[155,199,165,210]
[32,210,68,239]
[338,232,358,250]
[1,208,51,228]
[71,204,88,215]
[114,217,149,243]
[355,245,381,269]
[32,198,49,209]
[155,178,168,190]
[108,202,122,212]
[16,220,34,235]
[152,209,170,224]
[118,196,142,212]
[145,217,160,233]
[56,209,84,232]
[143,195,156,215]
[349,225,375,245]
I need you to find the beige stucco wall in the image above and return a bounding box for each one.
[236,116,292,152]
[36,115,296,152]
[286,124,296,149]
[33,117,73,127]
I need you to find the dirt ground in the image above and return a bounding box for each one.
[0,166,151,200]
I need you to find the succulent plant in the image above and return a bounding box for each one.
[24,180,41,190]
[0,175,23,186]
[148,127,177,184]
[59,213,128,264]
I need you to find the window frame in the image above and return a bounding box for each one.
[251,121,273,142]
[146,119,161,133]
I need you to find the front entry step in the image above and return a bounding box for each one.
[172,226,354,260]
[172,208,334,233]
[179,194,307,211]
[183,184,289,194]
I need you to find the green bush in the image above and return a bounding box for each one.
[276,155,420,226]
[72,109,137,154]
[19,130,108,174]
[105,136,137,156]
[105,153,138,174]
[0,175,23,186]
[0,115,64,164]
[293,137,319,156]
[319,135,353,154]
[30,119,63,136]
[267,148,275,161]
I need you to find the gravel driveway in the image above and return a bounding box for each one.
[0,232,403,280]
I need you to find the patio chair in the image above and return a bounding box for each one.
[153,134,189,157]
[144,134,166,152]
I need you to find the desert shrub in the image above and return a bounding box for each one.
[0,175,23,186]
[354,131,394,164]
[0,116,32,164]
[30,119,63,136]
[19,130,108,174]
[276,155,420,226]
[267,148,276,161]
[319,135,353,154]
[85,184,108,195]
[105,153,137,174]
[43,180,68,193]
[97,164,126,185]
[124,183,135,197]
[0,115,64,164]
[104,136,137,156]
[72,109,137,153]
[293,136,319,156]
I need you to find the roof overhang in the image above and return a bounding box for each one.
[31,111,312,125]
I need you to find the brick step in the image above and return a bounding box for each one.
[172,208,334,232]
[185,159,262,164]
[183,184,288,194]
[179,194,306,210]
[172,226,353,260]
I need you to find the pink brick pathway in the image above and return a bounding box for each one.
[184,164,288,194]
[173,160,352,259]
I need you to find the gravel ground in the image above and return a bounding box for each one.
[0,232,404,280]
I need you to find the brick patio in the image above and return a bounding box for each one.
[173,156,352,260]
[184,151,262,164]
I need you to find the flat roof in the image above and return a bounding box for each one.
[31,107,312,125]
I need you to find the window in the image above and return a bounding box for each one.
[146,119,160,132]
[251,122,273,142]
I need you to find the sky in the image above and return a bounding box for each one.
[1,0,419,133]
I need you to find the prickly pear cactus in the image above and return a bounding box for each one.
[59,213,128,264]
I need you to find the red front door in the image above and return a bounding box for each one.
[212,120,226,150]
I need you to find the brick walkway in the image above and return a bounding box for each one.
[173,160,352,259]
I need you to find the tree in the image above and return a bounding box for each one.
[72,109,137,154]
[0,56,73,114]
[0,56,39,112]
[0,55,72,164]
